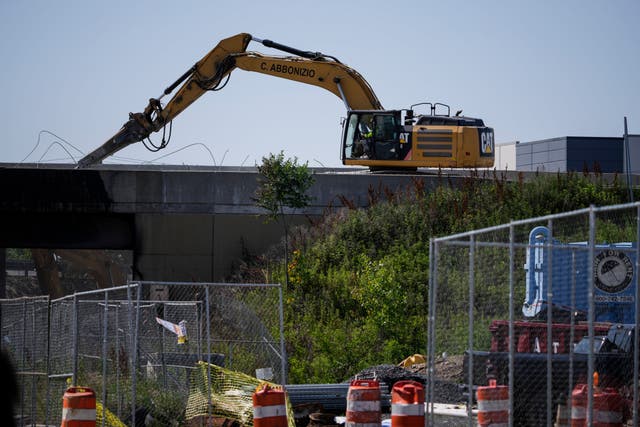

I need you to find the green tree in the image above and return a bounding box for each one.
[253,152,315,287]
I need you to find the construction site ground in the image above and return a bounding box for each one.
[295,354,470,427]
[353,354,466,404]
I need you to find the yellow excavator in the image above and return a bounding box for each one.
[77,33,494,169]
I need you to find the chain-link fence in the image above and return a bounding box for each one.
[0,296,49,425]
[428,202,640,426]
[47,285,135,426]
[0,280,285,426]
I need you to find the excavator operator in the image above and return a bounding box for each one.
[352,115,374,158]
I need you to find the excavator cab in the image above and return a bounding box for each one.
[342,110,406,162]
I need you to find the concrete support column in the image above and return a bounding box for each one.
[0,248,5,298]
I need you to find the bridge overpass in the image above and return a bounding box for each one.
[0,164,474,294]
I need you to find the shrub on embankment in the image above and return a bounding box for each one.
[233,171,634,384]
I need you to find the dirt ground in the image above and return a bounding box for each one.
[408,354,467,404]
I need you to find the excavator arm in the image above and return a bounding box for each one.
[77,33,381,167]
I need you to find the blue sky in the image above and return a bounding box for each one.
[1,1,638,167]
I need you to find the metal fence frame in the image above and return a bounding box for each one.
[0,295,50,425]
[1,280,285,427]
[428,202,640,426]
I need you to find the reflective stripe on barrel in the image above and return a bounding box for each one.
[477,398,509,412]
[61,408,97,421]
[348,399,381,412]
[253,404,288,419]
[391,403,425,416]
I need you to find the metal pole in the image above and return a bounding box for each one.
[426,239,437,426]
[206,285,212,420]
[131,283,142,427]
[467,235,475,427]
[546,220,554,427]
[20,299,26,423]
[160,303,167,388]
[72,294,79,386]
[508,224,515,427]
[44,297,52,426]
[0,248,5,299]
[278,285,287,385]
[115,304,121,418]
[587,207,596,426]
[634,204,640,427]
[196,300,202,361]
[102,292,109,427]
[126,283,135,427]
[30,301,37,423]
[568,250,576,414]
[625,117,633,202]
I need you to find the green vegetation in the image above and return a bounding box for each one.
[254,151,314,223]
[242,171,635,383]
[254,151,314,288]
[7,248,31,260]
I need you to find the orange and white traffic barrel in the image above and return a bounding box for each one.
[570,384,587,426]
[253,383,288,427]
[476,379,508,427]
[570,383,625,427]
[391,380,424,427]
[61,386,96,427]
[554,398,570,427]
[346,379,381,427]
[593,387,624,427]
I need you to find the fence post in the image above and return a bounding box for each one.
[45,297,52,426]
[634,204,640,427]
[508,224,515,426]
[426,238,438,426]
[278,284,287,385]
[73,294,80,386]
[30,301,37,422]
[115,304,121,419]
[546,219,554,427]
[20,298,27,423]
[102,291,109,427]
[467,235,475,421]
[131,283,142,427]
[587,206,596,426]
[126,283,135,427]
[206,284,212,420]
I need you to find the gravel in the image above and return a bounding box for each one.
[347,359,466,405]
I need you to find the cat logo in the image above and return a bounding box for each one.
[480,129,494,156]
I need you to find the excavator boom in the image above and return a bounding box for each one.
[77,33,381,167]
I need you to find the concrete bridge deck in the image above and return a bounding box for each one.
[3,163,631,294]
[0,164,473,287]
